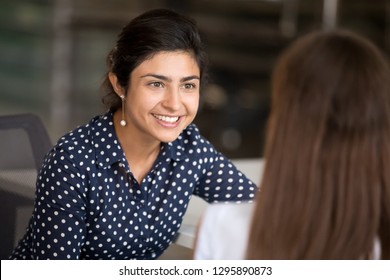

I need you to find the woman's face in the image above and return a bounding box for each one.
[115,51,200,144]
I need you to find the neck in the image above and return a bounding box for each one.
[113,110,161,182]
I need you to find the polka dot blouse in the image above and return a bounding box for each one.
[10,112,257,259]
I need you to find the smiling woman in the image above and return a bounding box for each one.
[9,8,257,260]
[111,51,201,150]
[110,51,201,182]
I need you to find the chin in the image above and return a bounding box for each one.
[158,132,182,143]
[159,136,180,143]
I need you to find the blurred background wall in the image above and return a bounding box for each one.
[1,0,389,159]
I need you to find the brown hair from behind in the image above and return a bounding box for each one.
[247,30,390,259]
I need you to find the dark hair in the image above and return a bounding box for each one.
[101,8,208,111]
[247,30,390,259]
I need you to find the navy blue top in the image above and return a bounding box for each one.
[10,112,257,259]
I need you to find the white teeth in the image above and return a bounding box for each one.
[153,114,179,123]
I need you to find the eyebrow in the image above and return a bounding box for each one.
[140,74,200,82]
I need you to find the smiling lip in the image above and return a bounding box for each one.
[152,113,182,127]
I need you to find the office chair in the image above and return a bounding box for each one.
[0,113,52,259]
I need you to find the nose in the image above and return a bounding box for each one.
[162,88,181,111]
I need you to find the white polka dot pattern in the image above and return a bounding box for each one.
[10,112,257,259]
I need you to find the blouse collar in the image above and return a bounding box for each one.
[91,111,189,169]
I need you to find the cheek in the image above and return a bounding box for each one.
[186,95,200,113]
[130,95,158,110]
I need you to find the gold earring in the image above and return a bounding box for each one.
[120,95,127,127]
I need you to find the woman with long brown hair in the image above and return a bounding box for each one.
[195,29,390,259]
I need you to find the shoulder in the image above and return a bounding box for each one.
[182,124,211,144]
[45,113,114,167]
[54,113,114,152]
[163,123,219,162]
[54,117,98,148]
[175,123,218,155]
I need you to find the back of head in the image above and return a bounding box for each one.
[247,30,390,259]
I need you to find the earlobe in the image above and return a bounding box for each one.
[108,72,124,96]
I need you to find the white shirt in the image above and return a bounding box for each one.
[194,202,254,260]
[194,202,382,260]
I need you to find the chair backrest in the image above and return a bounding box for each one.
[0,113,52,170]
[0,113,52,259]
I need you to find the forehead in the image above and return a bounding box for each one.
[133,51,200,76]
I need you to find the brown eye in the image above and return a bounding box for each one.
[182,83,196,90]
[150,82,163,88]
